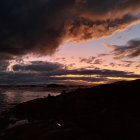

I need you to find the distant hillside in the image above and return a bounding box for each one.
[0,83,86,91]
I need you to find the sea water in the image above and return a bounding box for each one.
[0,89,60,113]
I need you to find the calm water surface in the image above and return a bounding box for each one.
[0,89,61,113]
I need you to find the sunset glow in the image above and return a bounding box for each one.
[0,0,139,85]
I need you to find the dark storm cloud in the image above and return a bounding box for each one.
[107,39,140,58]
[0,71,108,85]
[53,69,140,78]
[0,0,75,59]
[0,60,140,85]
[0,72,37,85]
[13,61,64,72]
[0,0,140,59]
[12,61,140,78]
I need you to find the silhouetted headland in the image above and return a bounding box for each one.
[0,84,85,91]
[1,79,140,140]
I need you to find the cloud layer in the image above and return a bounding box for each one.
[0,61,139,85]
[0,0,140,59]
[106,39,140,58]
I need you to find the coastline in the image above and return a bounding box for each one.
[1,79,140,140]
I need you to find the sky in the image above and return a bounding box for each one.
[0,0,140,85]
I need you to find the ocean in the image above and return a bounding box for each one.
[0,89,61,113]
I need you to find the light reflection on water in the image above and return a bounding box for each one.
[0,90,60,113]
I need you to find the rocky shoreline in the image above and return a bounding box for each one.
[1,79,140,140]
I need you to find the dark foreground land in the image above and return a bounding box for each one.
[0,80,140,140]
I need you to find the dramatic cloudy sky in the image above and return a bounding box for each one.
[0,0,140,85]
